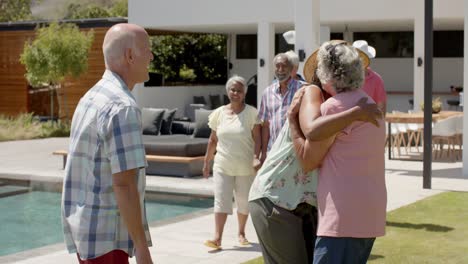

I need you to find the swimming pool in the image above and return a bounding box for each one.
[0,186,213,257]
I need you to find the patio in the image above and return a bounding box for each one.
[0,138,467,263]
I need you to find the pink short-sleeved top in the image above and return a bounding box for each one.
[361,68,386,104]
[318,89,387,238]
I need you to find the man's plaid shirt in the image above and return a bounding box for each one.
[61,70,152,260]
[257,78,303,151]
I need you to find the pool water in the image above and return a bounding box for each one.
[0,189,213,256]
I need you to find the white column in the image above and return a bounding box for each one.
[257,21,275,107]
[414,0,425,111]
[463,0,468,177]
[294,0,320,76]
[320,26,331,43]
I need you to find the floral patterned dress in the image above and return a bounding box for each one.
[249,120,318,210]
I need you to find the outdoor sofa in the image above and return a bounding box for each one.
[53,107,213,178]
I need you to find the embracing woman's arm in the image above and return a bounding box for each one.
[300,96,382,141]
[289,86,335,172]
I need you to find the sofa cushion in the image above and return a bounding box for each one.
[193,95,207,105]
[171,120,195,135]
[143,135,208,157]
[142,108,165,135]
[192,109,213,138]
[209,94,221,109]
[160,108,177,135]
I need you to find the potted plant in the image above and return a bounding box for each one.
[420,97,442,113]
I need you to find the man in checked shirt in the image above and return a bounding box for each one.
[61,23,154,264]
[258,53,304,163]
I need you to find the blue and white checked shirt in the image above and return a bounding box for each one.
[258,78,303,151]
[61,70,152,260]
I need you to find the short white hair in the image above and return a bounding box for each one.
[102,26,140,68]
[273,53,292,67]
[285,50,299,67]
[225,75,247,94]
[316,41,364,93]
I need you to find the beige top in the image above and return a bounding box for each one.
[208,105,260,176]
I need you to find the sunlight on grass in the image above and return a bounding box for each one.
[0,113,70,142]
[243,191,468,264]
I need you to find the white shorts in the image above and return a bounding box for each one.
[213,171,255,215]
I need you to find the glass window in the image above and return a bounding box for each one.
[434,31,463,57]
[236,35,257,59]
[330,32,344,40]
[275,34,294,54]
[353,32,414,58]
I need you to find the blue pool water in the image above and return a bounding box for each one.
[0,189,212,256]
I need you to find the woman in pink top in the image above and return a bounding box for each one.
[307,40,387,264]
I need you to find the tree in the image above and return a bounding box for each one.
[63,3,110,19]
[150,34,227,85]
[0,0,33,22]
[20,22,94,119]
[109,0,127,17]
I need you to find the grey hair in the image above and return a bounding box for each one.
[225,75,248,94]
[316,41,364,93]
[273,53,293,67]
[102,27,140,69]
[285,50,299,67]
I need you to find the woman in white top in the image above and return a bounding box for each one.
[203,75,262,250]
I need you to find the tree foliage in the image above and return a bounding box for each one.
[0,0,33,22]
[150,34,227,84]
[19,22,94,86]
[64,3,110,19]
[63,0,127,19]
[109,0,127,17]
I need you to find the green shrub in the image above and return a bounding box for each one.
[0,113,70,142]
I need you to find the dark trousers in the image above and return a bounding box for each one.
[313,237,376,264]
[249,198,318,264]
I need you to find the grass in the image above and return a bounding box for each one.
[0,113,70,142]
[243,191,468,264]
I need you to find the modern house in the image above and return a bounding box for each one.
[130,0,468,176]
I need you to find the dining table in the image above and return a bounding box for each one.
[385,111,463,160]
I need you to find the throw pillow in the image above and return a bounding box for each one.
[193,95,207,105]
[192,108,213,138]
[141,108,166,135]
[210,94,221,109]
[160,108,177,135]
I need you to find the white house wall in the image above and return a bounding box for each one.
[131,0,464,33]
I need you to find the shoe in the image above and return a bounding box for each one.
[204,239,222,250]
[239,236,250,246]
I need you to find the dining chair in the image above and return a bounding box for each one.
[432,116,459,161]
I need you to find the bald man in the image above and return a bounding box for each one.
[61,23,154,264]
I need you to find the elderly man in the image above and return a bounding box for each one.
[258,53,302,161]
[61,23,154,264]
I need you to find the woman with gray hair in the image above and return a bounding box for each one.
[312,40,387,263]
[249,40,383,264]
[203,75,262,250]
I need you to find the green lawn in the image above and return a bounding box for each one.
[243,191,468,264]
